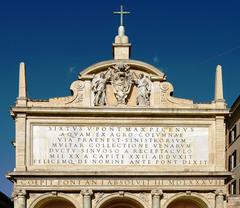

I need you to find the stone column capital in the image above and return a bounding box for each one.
[215,190,225,208]
[12,191,18,200]
[81,189,93,196]
[14,190,27,208]
[151,189,163,197]
[215,190,225,197]
[16,190,27,198]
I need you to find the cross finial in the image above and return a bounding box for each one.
[113,5,130,26]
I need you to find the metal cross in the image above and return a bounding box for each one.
[113,5,130,26]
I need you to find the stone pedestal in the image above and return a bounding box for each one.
[151,190,163,208]
[81,189,93,208]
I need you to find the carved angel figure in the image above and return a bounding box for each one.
[135,73,151,106]
[92,72,108,106]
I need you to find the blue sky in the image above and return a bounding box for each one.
[0,0,239,196]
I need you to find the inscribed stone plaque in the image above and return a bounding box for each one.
[32,126,208,166]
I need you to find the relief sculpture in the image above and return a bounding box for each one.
[109,62,133,105]
[91,62,153,106]
[135,73,151,106]
[92,72,109,106]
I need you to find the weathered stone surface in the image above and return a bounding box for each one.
[9,9,231,208]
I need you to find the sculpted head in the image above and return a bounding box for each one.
[118,63,125,71]
[139,73,144,79]
[100,72,105,78]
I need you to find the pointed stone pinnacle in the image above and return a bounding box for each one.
[17,62,27,106]
[214,64,224,102]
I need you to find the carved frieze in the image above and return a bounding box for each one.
[91,62,154,106]
[30,60,195,108]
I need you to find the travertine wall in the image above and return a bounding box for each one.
[9,59,230,208]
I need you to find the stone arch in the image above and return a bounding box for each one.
[96,192,148,208]
[163,193,212,208]
[29,193,78,208]
[80,60,165,77]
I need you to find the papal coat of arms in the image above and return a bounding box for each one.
[109,63,133,105]
[91,62,152,106]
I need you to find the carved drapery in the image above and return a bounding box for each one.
[91,62,153,106]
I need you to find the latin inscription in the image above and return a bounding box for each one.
[32,126,208,166]
[17,178,223,188]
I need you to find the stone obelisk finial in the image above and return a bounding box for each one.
[113,5,131,60]
[214,65,225,103]
[16,62,27,106]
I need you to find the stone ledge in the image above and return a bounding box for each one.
[7,170,232,177]
[10,107,229,118]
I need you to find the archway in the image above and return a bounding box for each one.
[33,197,76,208]
[167,197,207,208]
[168,199,200,208]
[99,197,145,208]
[164,193,211,208]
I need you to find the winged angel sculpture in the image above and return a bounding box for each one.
[92,71,111,106]
[92,63,133,106]
[92,62,151,106]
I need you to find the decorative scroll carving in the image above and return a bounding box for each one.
[160,82,193,105]
[109,62,133,105]
[160,82,173,104]
[67,80,85,104]
[49,80,85,105]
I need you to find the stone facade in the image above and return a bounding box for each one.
[227,195,240,208]
[8,9,233,208]
[226,96,240,203]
